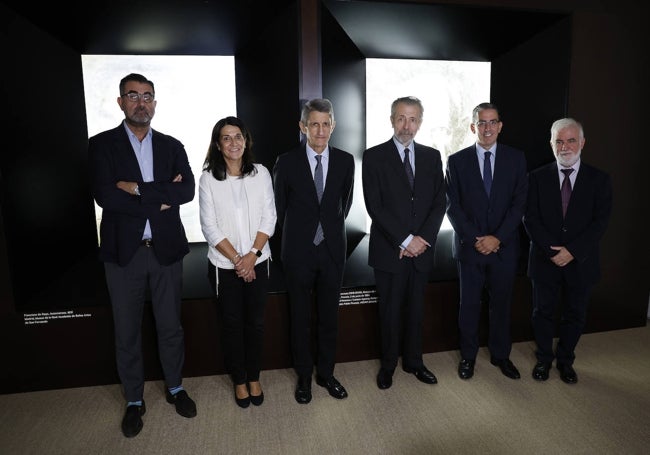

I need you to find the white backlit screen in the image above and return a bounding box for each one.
[82,55,237,243]
[366,58,491,230]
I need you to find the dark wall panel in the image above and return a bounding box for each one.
[321,5,368,252]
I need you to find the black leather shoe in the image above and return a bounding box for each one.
[532,361,551,381]
[490,358,521,379]
[557,363,578,384]
[403,365,438,384]
[166,390,197,418]
[458,359,475,380]
[121,401,146,438]
[295,376,312,404]
[234,384,250,408]
[377,368,394,390]
[316,375,348,399]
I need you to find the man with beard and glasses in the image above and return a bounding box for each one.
[89,73,197,437]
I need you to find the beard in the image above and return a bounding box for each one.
[557,149,581,167]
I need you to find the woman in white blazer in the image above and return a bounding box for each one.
[199,116,276,408]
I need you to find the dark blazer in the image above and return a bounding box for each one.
[89,123,195,267]
[273,144,355,268]
[362,139,446,274]
[524,161,612,284]
[445,143,528,265]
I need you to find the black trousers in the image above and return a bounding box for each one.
[374,258,426,371]
[284,242,344,379]
[105,245,185,402]
[457,259,517,361]
[208,260,268,385]
[531,266,592,366]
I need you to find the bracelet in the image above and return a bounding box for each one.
[231,253,241,264]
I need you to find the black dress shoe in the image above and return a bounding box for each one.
[532,361,551,381]
[166,390,197,418]
[458,359,475,380]
[121,401,146,438]
[234,384,250,408]
[316,375,348,399]
[250,392,264,406]
[557,363,578,384]
[403,365,438,384]
[490,358,521,379]
[295,376,312,404]
[377,368,394,390]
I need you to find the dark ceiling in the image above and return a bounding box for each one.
[2,0,567,60]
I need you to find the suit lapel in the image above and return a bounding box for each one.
[387,141,412,191]
[300,145,320,203]
[116,125,145,180]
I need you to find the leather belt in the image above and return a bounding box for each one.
[141,239,153,247]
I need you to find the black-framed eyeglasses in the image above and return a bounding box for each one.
[476,119,500,128]
[121,91,155,103]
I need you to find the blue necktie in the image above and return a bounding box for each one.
[483,151,492,196]
[404,148,414,189]
[313,155,324,245]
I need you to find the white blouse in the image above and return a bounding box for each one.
[198,163,276,270]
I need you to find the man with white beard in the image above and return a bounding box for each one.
[524,118,612,385]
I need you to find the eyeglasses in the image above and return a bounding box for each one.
[121,91,155,103]
[476,119,500,128]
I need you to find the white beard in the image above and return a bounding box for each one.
[557,149,581,167]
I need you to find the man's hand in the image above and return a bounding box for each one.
[402,235,431,258]
[550,246,574,267]
[475,235,500,255]
[116,181,138,195]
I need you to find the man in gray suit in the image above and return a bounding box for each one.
[362,96,446,390]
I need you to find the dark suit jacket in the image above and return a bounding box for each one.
[524,161,612,284]
[89,123,195,267]
[362,139,446,274]
[445,143,528,265]
[273,144,355,268]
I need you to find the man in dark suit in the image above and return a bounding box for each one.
[524,117,612,384]
[273,98,355,404]
[445,103,528,381]
[89,73,197,438]
[362,96,446,390]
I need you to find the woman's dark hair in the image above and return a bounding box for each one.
[203,116,257,181]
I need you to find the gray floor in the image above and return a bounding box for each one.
[1,324,649,455]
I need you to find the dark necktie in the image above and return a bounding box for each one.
[561,168,574,217]
[313,155,324,245]
[404,148,414,189]
[483,151,492,196]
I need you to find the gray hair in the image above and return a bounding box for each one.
[550,118,584,141]
[390,96,423,120]
[301,98,334,124]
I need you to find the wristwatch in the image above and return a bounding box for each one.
[134,184,140,196]
[250,247,262,257]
